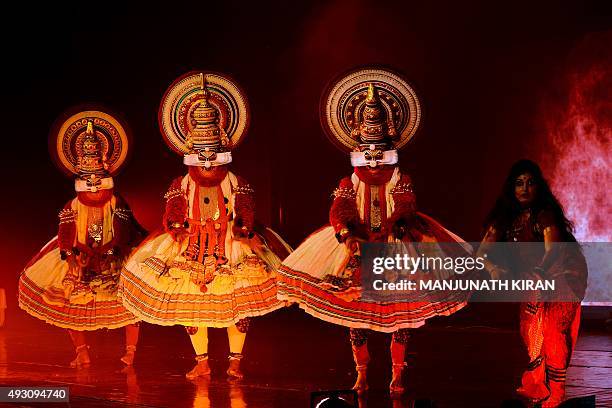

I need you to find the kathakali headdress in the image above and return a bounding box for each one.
[320,67,421,167]
[51,110,130,192]
[159,71,250,168]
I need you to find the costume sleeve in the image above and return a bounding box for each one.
[534,209,563,271]
[163,176,188,233]
[482,225,500,242]
[329,177,361,242]
[110,195,143,254]
[58,200,77,254]
[535,209,587,300]
[387,173,417,227]
[233,176,255,232]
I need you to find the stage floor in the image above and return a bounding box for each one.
[0,305,610,407]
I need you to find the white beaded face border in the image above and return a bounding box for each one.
[350,149,399,168]
[74,177,114,192]
[183,152,233,168]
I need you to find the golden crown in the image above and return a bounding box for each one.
[76,120,109,177]
[186,74,229,153]
[351,83,398,149]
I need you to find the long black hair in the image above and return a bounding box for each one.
[483,159,576,241]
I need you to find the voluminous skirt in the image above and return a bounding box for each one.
[19,237,139,330]
[119,229,287,327]
[278,213,473,333]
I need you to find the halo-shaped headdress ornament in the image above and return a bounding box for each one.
[51,109,129,191]
[320,68,421,161]
[159,71,250,168]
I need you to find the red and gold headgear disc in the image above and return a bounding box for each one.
[51,109,129,177]
[158,71,250,156]
[320,67,421,153]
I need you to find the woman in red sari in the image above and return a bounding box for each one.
[480,159,587,407]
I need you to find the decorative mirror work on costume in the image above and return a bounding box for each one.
[278,67,472,395]
[18,109,144,368]
[118,71,291,380]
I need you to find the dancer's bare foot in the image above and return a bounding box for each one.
[70,344,91,368]
[186,355,211,380]
[120,345,137,366]
[389,363,406,396]
[352,365,368,394]
[226,354,244,379]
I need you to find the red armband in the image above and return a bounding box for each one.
[330,177,361,241]
[163,177,188,232]
[387,174,416,227]
[58,202,76,254]
[233,177,255,233]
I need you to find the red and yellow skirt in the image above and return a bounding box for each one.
[19,238,139,331]
[278,214,472,333]
[119,231,285,327]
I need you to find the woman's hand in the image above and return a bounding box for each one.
[525,267,544,282]
[489,265,508,280]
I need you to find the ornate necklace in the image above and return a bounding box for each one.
[87,207,104,245]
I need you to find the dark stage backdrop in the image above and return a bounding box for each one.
[0,1,609,306]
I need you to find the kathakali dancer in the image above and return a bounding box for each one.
[119,72,290,380]
[480,159,587,407]
[278,68,472,394]
[19,110,144,367]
